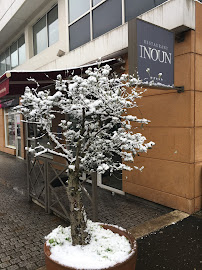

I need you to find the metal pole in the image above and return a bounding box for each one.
[91,172,98,222]
[25,122,32,202]
[47,160,51,214]
[44,158,48,213]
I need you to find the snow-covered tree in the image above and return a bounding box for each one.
[19,64,154,246]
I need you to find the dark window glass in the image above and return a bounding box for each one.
[68,0,90,23]
[155,0,167,6]
[93,0,102,6]
[18,35,26,65]
[0,53,6,75]
[5,49,10,70]
[48,5,59,46]
[125,0,155,22]
[11,42,18,69]
[69,14,90,51]
[33,16,47,55]
[93,0,122,39]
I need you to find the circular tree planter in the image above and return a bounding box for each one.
[44,224,137,270]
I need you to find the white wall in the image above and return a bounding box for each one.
[18,22,128,71]
[138,0,195,32]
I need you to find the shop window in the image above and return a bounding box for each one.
[125,0,155,22]
[68,0,90,23]
[69,14,90,51]
[33,5,58,55]
[4,108,16,148]
[92,0,122,39]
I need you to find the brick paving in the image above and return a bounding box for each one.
[0,151,172,270]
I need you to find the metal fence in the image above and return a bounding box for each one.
[27,154,98,222]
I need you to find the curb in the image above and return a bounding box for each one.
[128,210,189,239]
[36,210,189,270]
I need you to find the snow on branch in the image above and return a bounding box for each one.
[18,64,155,174]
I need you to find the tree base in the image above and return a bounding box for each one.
[44,224,137,270]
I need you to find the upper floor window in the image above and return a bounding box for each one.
[68,0,122,51]
[125,0,166,22]
[93,0,102,6]
[68,0,168,52]
[33,5,58,56]
[0,35,25,76]
[68,0,90,23]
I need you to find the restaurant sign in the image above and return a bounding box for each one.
[128,18,174,87]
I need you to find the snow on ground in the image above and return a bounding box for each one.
[45,220,133,269]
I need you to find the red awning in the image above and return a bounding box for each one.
[0,59,118,100]
[0,77,9,98]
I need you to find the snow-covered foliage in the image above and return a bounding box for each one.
[19,64,154,175]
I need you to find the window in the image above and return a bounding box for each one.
[11,42,18,69]
[33,5,58,55]
[125,0,155,22]
[18,35,26,65]
[33,16,47,55]
[67,0,169,51]
[0,35,25,76]
[155,0,168,6]
[69,15,90,51]
[4,108,16,148]
[48,5,59,46]
[68,0,89,23]
[93,0,122,39]
[0,54,6,76]
[93,0,102,6]
[68,0,122,51]
[5,49,10,70]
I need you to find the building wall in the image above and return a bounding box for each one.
[123,2,202,214]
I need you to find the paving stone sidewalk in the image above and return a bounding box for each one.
[0,151,172,270]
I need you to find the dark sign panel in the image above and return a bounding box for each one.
[129,18,174,87]
[0,98,19,108]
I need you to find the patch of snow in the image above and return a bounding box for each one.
[45,220,133,269]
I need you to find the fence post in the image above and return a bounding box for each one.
[27,153,32,202]
[44,158,49,213]
[91,172,98,221]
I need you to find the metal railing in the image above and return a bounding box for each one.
[27,154,98,222]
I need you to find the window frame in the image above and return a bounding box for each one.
[67,0,168,51]
[0,34,25,76]
[33,4,59,56]
[4,108,16,149]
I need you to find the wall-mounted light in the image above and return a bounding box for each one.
[57,49,65,57]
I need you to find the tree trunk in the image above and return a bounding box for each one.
[66,170,90,246]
